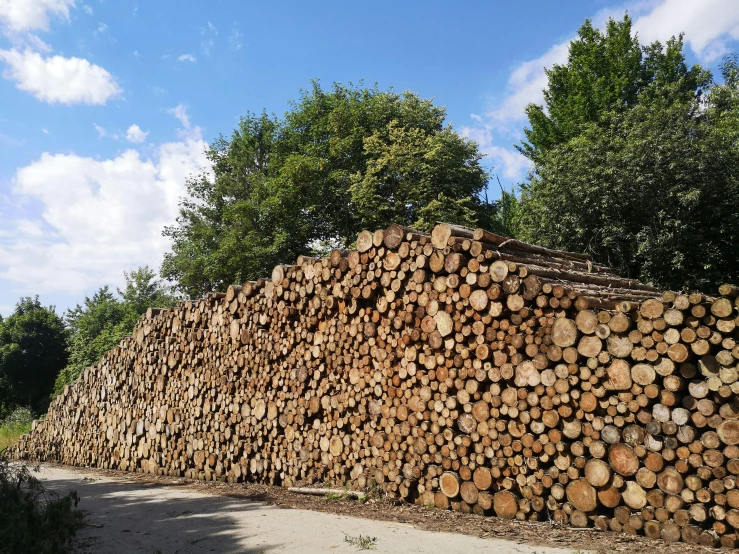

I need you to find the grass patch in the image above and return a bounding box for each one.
[0,421,31,452]
[0,407,34,453]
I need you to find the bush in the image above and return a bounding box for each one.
[0,458,82,553]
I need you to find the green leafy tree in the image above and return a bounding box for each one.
[518,15,709,164]
[0,297,67,414]
[516,15,739,290]
[54,267,178,394]
[162,81,497,297]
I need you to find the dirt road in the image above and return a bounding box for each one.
[38,465,582,554]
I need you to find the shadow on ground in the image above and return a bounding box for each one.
[39,468,280,554]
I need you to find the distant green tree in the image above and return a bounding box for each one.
[54,267,177,394]
[0,297,67,414]
[162,81,498,298]
[516,15,739,290]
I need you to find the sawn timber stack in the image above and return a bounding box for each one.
[9,223,739,548]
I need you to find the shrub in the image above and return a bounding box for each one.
[0,458,82,554]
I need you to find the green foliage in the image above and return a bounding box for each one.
[54,267,177,394]
[162,81,496,297]
[0,297,67,414]
[516,15,739,290]
[0,458,83,553]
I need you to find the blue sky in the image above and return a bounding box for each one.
[1,0,738,317]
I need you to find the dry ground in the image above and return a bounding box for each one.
[33,463,726,554]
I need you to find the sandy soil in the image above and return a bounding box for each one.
[33,463,723,554]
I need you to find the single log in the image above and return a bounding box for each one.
[431,223,475,249]
[566,479,597,512]
[440,472,460,498]
[288,487,366,500]
[472,228,593,262]
[493,491,518,519]
[356,230,374,252]
[609,444,640,476]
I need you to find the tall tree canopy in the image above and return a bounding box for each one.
[0,297,67,414]
[54,267,178,394]
[162,82,497,297]
[516,15,739,290]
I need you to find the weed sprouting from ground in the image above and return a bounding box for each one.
[343,534,377,550]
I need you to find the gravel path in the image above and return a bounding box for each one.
[38,465,582,554]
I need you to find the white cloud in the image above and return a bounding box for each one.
[634,0,739,62]
[0,131,209,296]
[200,21,217,56]
[93,123,118,140]
[0,0,74,35]
[487,41,570,125]
[42,127,49,134]
[229,25,243,51]
[24,34,51,52]
[461,123,532,181]
[177,53,196,63]
[92,21,107,39]
[0,49,121,105]
[81,4,92,16]
[168,104,190,128]
[126,124,148,144]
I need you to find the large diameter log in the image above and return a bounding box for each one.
[585,459,612,487]
[609,443,640,476]
[566,479,597,512]
[622,481,647,510]
[718,420,739,446]
[440,472,460,498]
[493,491,518,519]
[383,224,415,249]
[431,223,475,249]
[356,230,374,252]
[552,318,578,347]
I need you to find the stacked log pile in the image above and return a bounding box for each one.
[9,223,739,547]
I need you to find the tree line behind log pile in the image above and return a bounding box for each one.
[8,222,739,548]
